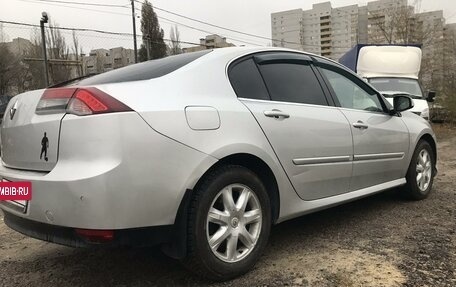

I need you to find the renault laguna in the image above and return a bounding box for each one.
[0,47,437,281]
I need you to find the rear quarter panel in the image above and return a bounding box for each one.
[98,49,302,220]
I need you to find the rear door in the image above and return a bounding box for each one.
[1,90,64,171]
[229,52,353,201]
[315,60,409,191]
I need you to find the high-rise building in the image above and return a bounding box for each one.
[270,0,448,60]
[272,1,365,59]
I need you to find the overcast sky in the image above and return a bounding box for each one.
[1,0,455,51]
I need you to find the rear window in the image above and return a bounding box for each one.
[258,62,328,106]
[229,58,270,101]
[77,50,211,85]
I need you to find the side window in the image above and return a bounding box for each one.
[320,67,384,113]
[257,62,328,105]
[228,58,270,100]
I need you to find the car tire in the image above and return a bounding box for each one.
[401,140,435,200]
[182,165,271,281]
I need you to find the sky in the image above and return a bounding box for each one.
[1,0,455,52]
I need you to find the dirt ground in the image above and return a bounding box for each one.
[0,124,455,287]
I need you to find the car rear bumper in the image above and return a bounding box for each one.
[0,112,217,232]
[3,209,173,248]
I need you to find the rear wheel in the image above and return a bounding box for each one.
[183,165,271,281]
[401,140,435,200]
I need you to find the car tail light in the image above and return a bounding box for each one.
[36,87,132,116]
[75,228,114,243]
[35,88,76,114]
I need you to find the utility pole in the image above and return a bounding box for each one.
[146,35,151,60]
[40,12,49,87]
[131,0,138,63]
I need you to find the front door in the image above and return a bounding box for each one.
[316,63,409,191]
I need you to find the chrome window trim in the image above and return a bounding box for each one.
[238,97,336,109]
[337,106,391,115]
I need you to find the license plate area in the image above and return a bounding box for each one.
[0,179,28,213]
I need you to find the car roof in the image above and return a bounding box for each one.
[206,46,343,69]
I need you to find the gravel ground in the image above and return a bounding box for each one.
[0,125,455,287]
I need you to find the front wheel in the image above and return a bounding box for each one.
[401,140,435,200]
[182,165,271,281]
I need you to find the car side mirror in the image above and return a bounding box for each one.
[392,95,414,113]
[426,90,436,103]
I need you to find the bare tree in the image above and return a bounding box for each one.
[368,1,444,98]
[46,23,72,85]
[20,29,43,90]
[168,25,182,55]
[0,23,9,43]
[442,26,456,121]
[72,30,82,77]
[369,5,416,44]
[0,44,18,95]
[0,26,23,95]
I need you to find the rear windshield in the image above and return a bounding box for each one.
[77,50,211,86]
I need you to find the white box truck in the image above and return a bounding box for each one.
[339,44,435,120]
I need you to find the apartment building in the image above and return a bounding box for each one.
[1,37,32,56]
[183,34,235,53]
[271,0,448,60]
[82,47,135,75]
[272,2,365,59]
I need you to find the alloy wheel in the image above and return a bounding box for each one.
[206,184,262,263]
[416,149,432,191]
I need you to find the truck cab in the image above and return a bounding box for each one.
[339,45,434,120]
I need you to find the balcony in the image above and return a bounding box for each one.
[321,51,332,57]
[320,30,332,37]
[321,42,332,48]
[320,15,330,23]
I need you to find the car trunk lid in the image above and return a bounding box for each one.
[1,89,64,171]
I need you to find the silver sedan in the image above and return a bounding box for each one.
[0,47,436,281]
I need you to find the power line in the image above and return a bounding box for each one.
[19,0,131,16]
[20,0,267,44]
[148,12,265,46]
[134,0,304,46]
[135,0,275,42]
[20,0,127,8]
[17,0,266,46]
[14,0,355,49]
[17,0,272,46]
[133,0,323,47]
[0,20,210,47]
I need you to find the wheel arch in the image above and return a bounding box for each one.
[197,153,281,224]
[418,133,437,166]
[163,152,281,259]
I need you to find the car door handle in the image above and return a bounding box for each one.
[264,109,290,119]
[353,121,368,129]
